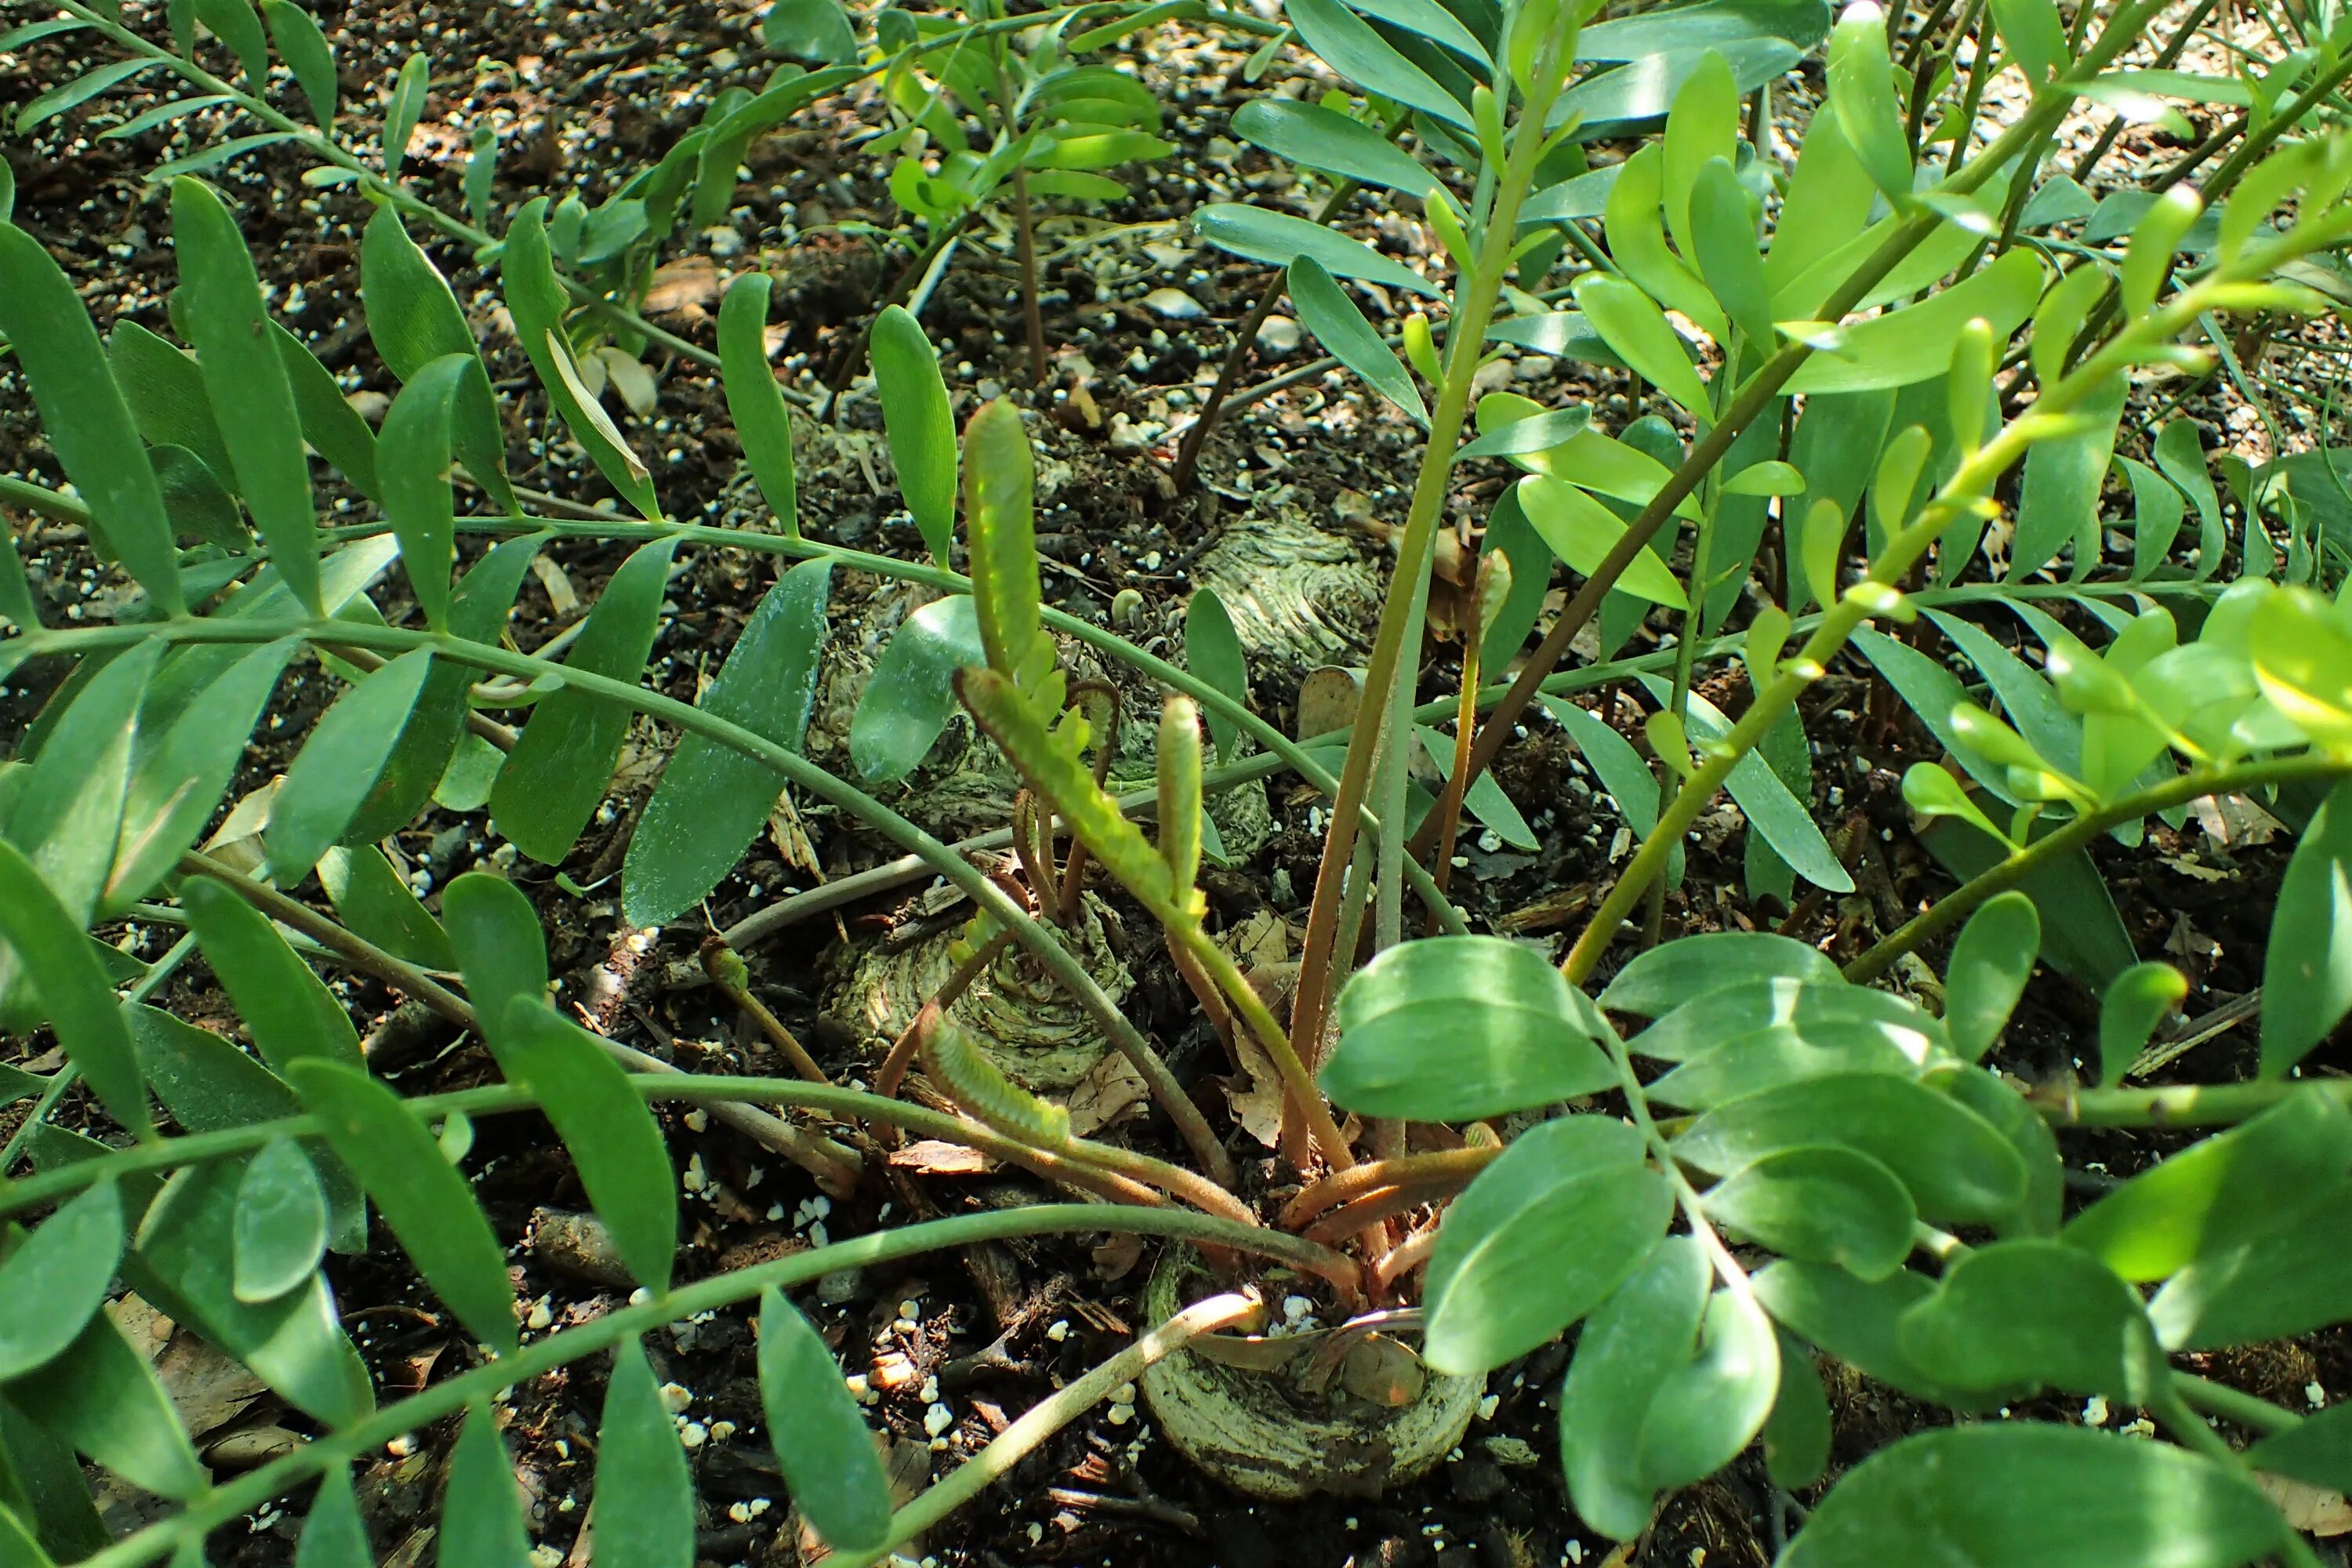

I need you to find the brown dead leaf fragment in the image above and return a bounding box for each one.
[2259,1472,2352,1537]
[643,255,720,318]
[1065,1051,1149,1137]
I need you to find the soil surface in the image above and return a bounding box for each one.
[4,0,2351,1565]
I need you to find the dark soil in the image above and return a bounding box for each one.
[5,0,2350,1566]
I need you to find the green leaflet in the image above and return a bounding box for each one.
[1288,0,1473,129]
[2261,776,2352,1075]
[2008,372,2127,579]
[270,321,381,501]
[1784,251,2045,395]
[490,536,680,865]
[259,0,337,125]
[127,1006,368,1254]
[441,1403,533,1566]
[0,1181,124,1379]
[1942,891,2039,1062]
[1182,586,1249,763]
[180,875,368,1076]
[378,353,472,629]
[849,593,986,782]
[0,841,154,1142]
[288,1060,520,1356]
[1229,99,1432,194]
[1287,256,1428,424]
[1987,0,2069,81]
[1672,1071,2026,1224]
[1517,474,1688,607]
[1324,935,1619,1120]
[317,844,459,971]
[491,1002,679,1293]
[758,1288,894,1554]
[294,1469,371,1566]
[1559,1236,1710,1539]
[107,318,234,480]
[956,666,1180,917]
[2097,961,2187,1087]
[594,1338,695,1568]
[1423,1116,1668,1374]
[1701,1145,1915,1279]
[126,1158,376,1426]
[1777,1425,2284,1568]
[1824,1,1910,201]
[0,225,182,612]
[194,0,270,88]
[871,305,957,566]
[1900,1238,2161,1401]
[441,872,552,1043]
[502,198,661,518]
[4,1311,205,1501]
[170,177,321,615]
[343,535,544,844]
[16,60,165,135]
[358,206,514,512]
[623,557,831,927]
[382,51,429,176]
[263,645,438,881]
[718,272,799,535]
[7,638,157,927]
[1571,270,1711,415]
[231,1136,328,1304]
[1599,931,1841,1015]
[1637,677,1849,892]
[1190,204,1445,298]
[107,633,292,906]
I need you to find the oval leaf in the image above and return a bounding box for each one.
[593,1337,695,1568]
[760,1287,893,1554]
[870,305,956,567]
[0,1181,124,1379]
[1324,935,1618,1120]
[849,593,986,782]
[286,1059,518,1356]
[1701,1145,1916,1279]
[232,1135,328,1304]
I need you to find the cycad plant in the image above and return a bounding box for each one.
[6,0,2352,1563]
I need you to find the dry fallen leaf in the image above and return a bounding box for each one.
[2259,1472,2352,1537]
[887,1140,993,1174]
[1092,1231,1144,1281]
[1226,1033,1287,1149]
[531,554,579,615]
[643,255,720,318]
[1065,1051,1148,1137]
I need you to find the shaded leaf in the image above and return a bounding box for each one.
[171,177,320,614]
[1288,257,1427,423]
[2263,775,2352,1076]
[1559,1236,1709,1540]
[718,272,797,535]
[1190,205,1443,298]
[849,593,985,782]
[287,1059,518,1356]
[871,305,957,566]
[593,1338,695,1568]
[491,537,680,865]
[232,1136,328,1304]
[0,840,154,1140]
[5,1310,204,1501]
[0,1181,125,1380]
[1673,1072,2025,1224]
[624,558,831,927]
[441,1401,532,1567]
[1778,1425,2285,1568]
[759,1288,892,1553]
[1424,1116,1669,1374]
[501,198,659,517]
[0,224,181,612]
[1701,1145,1915,1279]
[264,648,438,881]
